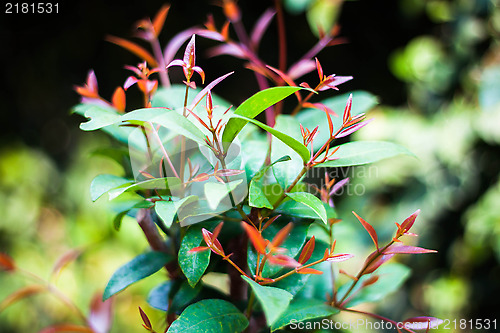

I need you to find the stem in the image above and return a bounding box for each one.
[179,83,190,185]
[275,0,287,73]
[149,123,179,178]
[137,208,169,253]
[150,36,170,87]
[18,268,88,323]
[337,241,394,305]
[329,224,338,303]
[268,165,308,214]
[245,291,255,318]
[291,90,316,116]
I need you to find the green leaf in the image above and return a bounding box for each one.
[296,91,378,146]
[120,108,208,146]
[90,174,132,202]
[317,141,415,168]
[155,196,198,229]
[108,177,181,200]
[241,275,293,326]
[167,299,248,333]
[148,281,174,311]
[231,115,310,163]
[276,200,336,220]
[103,252,171,300]
[170,281,203,313]
[77,104,121,131]
[271,298,339,331]
[338,263,411,307]
[249,156,291,209]
[222,87,302,148]
[285,192,327,224]
[204,180,243,210]
[178,225,211,287]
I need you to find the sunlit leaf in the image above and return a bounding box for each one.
[155,196,198,229]
[90,175,132,202]
[107,177,181,200]
[241,275,293,326]
[249,156,291,209]
[222,87,302,149]
[167,299,248,333]
[103,252,171,300]
[232,115,310,163]
[285,192,327,224]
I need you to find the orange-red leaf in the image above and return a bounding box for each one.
[0,253,15,272]
[352,211,378,250]
[106,36,158,67]
[88,292,113,333]
[361,275,379,287]
[0,285,46,311]
[326,253,354,263]
[111,87,126,113]
[271,222,293,248]
[212,222,224,240]
[297,267,323,275]
[152,4,170,37]
[343,93,353,124]
[188,246,209,253]
[51,248,83,280]
[38,324,95,333]
[298,236,315,264]
[262,215,280,231]
[363,251,394,275]
[400,209,421,234]
[383,244,437,255]
[201,228,225,255]
[139,306,152,330]
[241,222,266,254]
[339,269,358,281]
[267,255,300,268]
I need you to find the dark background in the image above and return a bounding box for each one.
[0,0,430,166]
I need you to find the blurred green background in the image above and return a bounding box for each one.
[1,0,499,332]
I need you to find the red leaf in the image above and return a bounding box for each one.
[326,253,354,263]
[111,87,126,112]
[39,324,95,333]
[189,72,234,110]
[336,119,373,138]
[402,316,444,330]
[188,246,209,253]
[191,173,210,182]
[215,169,245,177]
[0,253,15,272]
[383,244,437,255]
[262,215,280,231]
[400,209,421,234]
[361,275,379,287]
[339,269,358,281]
[363,251,395,275]
[88,292,113,333]
[288,59,316,80]
[202,228,225,255]
[297,267,323,275]
[138,306,152,330]
[51,248,83,280]
[343,93,353,124]
[352,211,379,250]
[298,236,315,264]
[152,4,170,37]
[0,285,46,311]
[106,36,157,67]
[271,222,293,248]
[241,222,267,255]
[212,222,224,240]
[251,9,275,49]
[268,255,300,268]
[315,58,324,81]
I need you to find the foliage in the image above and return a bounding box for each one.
[1,2,444,333]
